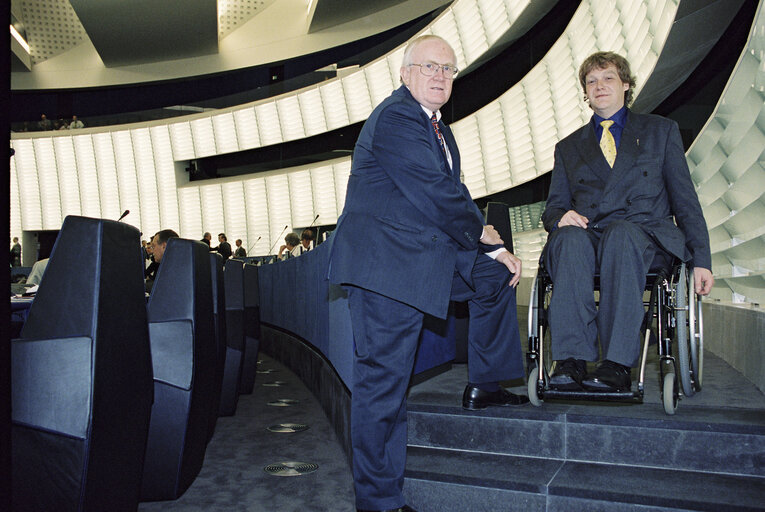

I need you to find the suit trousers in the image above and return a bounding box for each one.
[346,253,523,510]
[544,220,660,367]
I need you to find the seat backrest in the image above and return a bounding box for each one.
[208,252,226,441]
[224,258,244,311]
[485,202,514,253]
[13,215,153,511]
[224,258,245,351]
[243,263,260,336]
[142,238,216,500]
[147,238,215,389]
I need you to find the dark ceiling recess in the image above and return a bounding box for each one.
[192,0,580,180]
[69,0,218,67]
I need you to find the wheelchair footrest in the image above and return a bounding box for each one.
[540,389,643,403]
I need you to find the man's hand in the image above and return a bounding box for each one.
[480,225,504,246]
[693,267,714,295]
[558,210,589,229]
[496,251,522,288]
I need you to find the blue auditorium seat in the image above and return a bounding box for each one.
[208,252,227,441]
[219,258,245,415]
[239,263,261,394]
[140,238,216,501]
[12,215,153,511]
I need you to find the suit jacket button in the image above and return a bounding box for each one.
[590,203,596,209]
[627,199,632,206]
[578,178,585,184]
[432,235,438,242]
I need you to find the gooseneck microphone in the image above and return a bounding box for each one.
[307,214,320,228]
[117,210,130,221]
[247,236,261,255]
[268,225,289,255]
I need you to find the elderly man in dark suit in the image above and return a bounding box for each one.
[542,51,714,393]
[328,35,527,512]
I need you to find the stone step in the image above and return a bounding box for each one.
[403,446,765,512]
[407,402,765,478]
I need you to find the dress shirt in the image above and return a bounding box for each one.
[418,104,507,260]
[592,106,628,149]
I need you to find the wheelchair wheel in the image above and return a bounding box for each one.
[675,264,698,397]
[528,365,542,406]
[662,371,678,415]
[689,278,704,392]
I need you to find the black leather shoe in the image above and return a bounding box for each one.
[581,360,632,392]
[357,506,417,512]
[548,358,587,390]
[462,384,529,410]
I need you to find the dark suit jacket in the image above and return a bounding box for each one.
[328,86,494,319]
[215,242,232,260]
[542,110,711,270]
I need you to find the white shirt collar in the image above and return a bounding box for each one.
[420,105,442,122]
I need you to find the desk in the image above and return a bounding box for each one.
[257,238,456,389]
[11,296,34,338]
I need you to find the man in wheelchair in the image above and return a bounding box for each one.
[541,51,714,393]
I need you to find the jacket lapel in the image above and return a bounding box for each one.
[576,123,611,183]
[440,122,461,180]
[606,115,639,189]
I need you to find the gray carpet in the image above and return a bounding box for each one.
[138,354,356,512]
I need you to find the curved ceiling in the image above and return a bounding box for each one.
[10,0,450,89]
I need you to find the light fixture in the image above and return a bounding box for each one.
[10,24,30,54]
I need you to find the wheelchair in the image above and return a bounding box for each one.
[526,257,703,415]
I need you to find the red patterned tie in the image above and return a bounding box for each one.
[430,113,447,154]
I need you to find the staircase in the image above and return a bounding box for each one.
[403,352,765,511]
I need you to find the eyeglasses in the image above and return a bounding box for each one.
[409,62,459,79]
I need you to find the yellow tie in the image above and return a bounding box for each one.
[600,120,617,167]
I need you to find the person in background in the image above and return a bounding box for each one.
[69,115,85,129]
[278,232,300,260]
[37,114,52,131]
[234,239,247,258]
[145,229,179,293]
[294,228,314,256]
[201,232,212,246]
[10,237,22,267]
[212,233,232,260]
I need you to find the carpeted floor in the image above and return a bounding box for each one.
[138,354,356,512]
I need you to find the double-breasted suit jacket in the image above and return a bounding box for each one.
[542,110,711,270]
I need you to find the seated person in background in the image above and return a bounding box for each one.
[69,115,85,129]
[234,239,247,258]
[37,114,52,131]
[541,51,713,393]
[212,233,232,260]
[145,229,178,293]
[26,258,50,286]
[144,236,158,281]
[294,229,314,256]
[278,232,300,260]
[201,232,212,246]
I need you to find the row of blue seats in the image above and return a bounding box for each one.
[11,215,261,511]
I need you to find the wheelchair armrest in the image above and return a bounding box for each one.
[148,320,194,390]
[12,336,93,439]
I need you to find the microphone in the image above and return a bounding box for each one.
[268,225,289,255]
[247,236,261,255]
[117,210,130,221]
[307,214,320,228]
